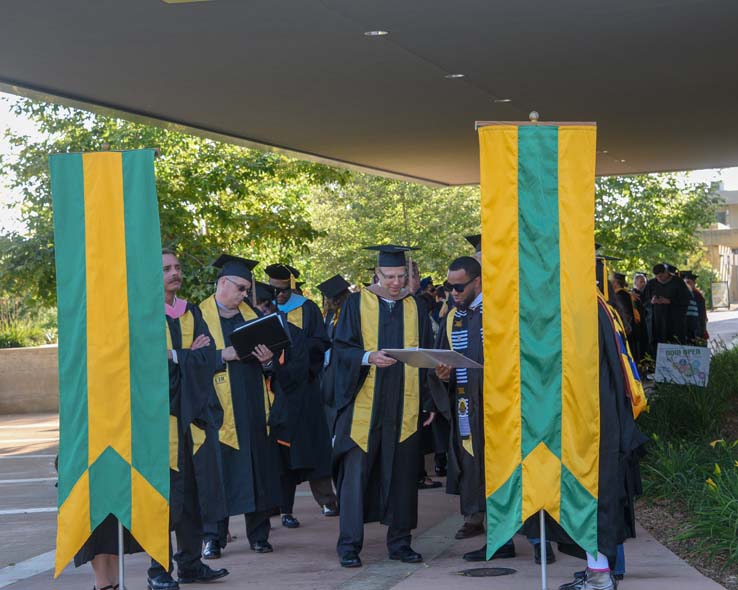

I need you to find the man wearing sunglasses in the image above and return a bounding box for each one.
[265,264,336,528]
[199,254,280,558]
[433,255,534,565]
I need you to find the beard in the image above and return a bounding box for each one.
[455,290,477,310]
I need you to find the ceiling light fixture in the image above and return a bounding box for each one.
[493,98,511,103]
[445,73,465,79]
[364,30,389,37]
[620,159,627,163]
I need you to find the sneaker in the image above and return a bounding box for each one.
[281,514,300,528]
[559,569,615,590]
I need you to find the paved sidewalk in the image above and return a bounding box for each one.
[0,413,726,590]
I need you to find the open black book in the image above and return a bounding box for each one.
[230,312,291,359]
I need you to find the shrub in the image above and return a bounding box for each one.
[0,298,56,348]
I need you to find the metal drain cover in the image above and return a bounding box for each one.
[455,567,517,577]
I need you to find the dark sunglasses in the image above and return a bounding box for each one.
[224,277,250,293]
[273,285,292,294]
[448,277,477,293]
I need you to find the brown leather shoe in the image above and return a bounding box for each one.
[454,522,484,540]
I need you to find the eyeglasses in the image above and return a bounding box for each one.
[224,277,249,293]
[377,269,408,282]
[273,285,292,294]
[448,277,477,293]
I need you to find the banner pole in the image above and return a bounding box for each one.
[540,509,548,590]
[118,520,125,590]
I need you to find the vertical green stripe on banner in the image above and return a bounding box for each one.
[517,126,562,460]
[50,153,89,507]
[89,446,132,530]
[122,150,170,499]
[560,464,598,555]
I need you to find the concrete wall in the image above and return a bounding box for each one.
[0,345,58,414]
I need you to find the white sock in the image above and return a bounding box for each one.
[586,551,610,572]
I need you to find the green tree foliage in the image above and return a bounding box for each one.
[0,98,348,304]
[296,174,481,288]
[0,96,723,308]
[595,175,722,278]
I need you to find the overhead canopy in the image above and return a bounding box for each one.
[2,0,737,185]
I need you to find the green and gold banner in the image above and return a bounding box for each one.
[479,124,600,557]
[51,150,169,575]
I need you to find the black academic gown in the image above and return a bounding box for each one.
[167,303,227,526]
[430,304,486,516]
[332,290,433,530]
[630,289,648,364]
[613,288,639,363]
[321,308,341,430]
[642,276,690,353]
[212,312,281,516]
[522,298,648,565]
[280,297,332,480]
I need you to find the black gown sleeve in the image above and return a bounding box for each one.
[333,292,369,411]
[302,299,331,380]
[426,312,453,420]
[175,305,217,430]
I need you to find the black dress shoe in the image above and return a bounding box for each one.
[454,522,484,540]
[250,540,274,553]
[534,541,556,564]
[202,539,221,560]
[178,563,229,584]
[463,541,516,562]
[147,572,180,590]
[417,477,442,489]
[340,551,362,568]
[389,546,423,563]
[282,514,300,528]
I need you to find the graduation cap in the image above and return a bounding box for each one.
[465,234,481,253]
[254,281,277,302]
[612,272,627,283]
[317,274,351,299]
[364,244,419,267]
[265,263,300,289]
[681,269,698,280]
[420,276,433,290]
[212,254,258,281]
[265,263,300,281]
[665,263,679,274]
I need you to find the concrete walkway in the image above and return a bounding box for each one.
[0,413,725,590]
